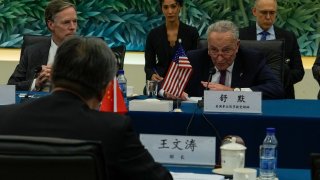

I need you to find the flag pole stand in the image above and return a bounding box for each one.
[172,99,182,112]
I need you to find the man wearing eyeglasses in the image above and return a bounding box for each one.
[184,20,284,99]
[8,0,77,91]
[239,0,304,99]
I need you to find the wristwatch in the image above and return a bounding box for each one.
[234,87,241,91]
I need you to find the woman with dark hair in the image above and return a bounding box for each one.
[144,0,199,97]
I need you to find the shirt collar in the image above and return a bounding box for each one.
[256,23,275,37]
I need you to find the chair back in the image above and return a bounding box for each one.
[111,45,126,70]
[240,40,285,84]
[311,153,320,180]
[20,35,50,59]
[197,38,208,49]
[0,135,107,180]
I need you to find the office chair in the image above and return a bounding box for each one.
[311,153,320,180]
[111,45,126,70]
[197,38,208,49]
[240,40,285,84]
[0,135,107,180]
[196,38,285,84]
[20,34,51,60]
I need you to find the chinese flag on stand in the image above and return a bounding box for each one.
[100,77,128,114]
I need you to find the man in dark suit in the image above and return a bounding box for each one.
[239,0,304,99]
[0,37,172,180]
[185,20,284,100]
[8,0,77,91]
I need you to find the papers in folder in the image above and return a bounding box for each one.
[171,172,224,180]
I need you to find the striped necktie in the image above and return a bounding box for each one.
[260,31,270,41]
[219,70,226,85]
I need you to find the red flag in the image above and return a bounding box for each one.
[162,43,192,97]
[100,77,128,114]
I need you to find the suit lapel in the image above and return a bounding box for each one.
[231,56,244,87]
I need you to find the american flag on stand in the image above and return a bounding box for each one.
[161,41,192,97]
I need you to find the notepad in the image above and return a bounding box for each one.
[170,172,224,180]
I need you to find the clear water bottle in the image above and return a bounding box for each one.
[259,127,278,179]
[117,70,128,108]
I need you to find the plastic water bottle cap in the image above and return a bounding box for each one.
[266,127,275,133]
[118,69,124,74]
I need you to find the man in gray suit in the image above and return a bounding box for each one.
[239,0,304,99]
[8,0,77,91]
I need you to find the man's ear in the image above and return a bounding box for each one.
[252,7,257,17]
[47,20,54,32]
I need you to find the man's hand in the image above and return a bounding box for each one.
[201,81,233,91]
[35,65,52,90]
[164,91,189,101]
[151,73,163,82]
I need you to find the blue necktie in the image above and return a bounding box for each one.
[260,31,269,41]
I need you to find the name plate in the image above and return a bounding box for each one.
[0,85,15,105]
[140,134,216,166]
[204,90,262,113]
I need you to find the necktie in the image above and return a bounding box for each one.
[219,70,226,85]
[260,31,269,41]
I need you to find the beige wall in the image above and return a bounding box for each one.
[0,48,318,99]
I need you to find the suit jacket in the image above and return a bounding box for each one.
[7,39,51,90]
[144,21,199,80]
[185,47,285,99]
[239,25,305,99]
[312,44,320,99]
[0,91,172,180]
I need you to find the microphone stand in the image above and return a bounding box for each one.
[198,68,216,108]
[23,66,42,100]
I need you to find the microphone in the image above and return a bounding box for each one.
[206,68,216,90]
[198,67,216,107]
[30,66,42,91]
[23,66,42,102]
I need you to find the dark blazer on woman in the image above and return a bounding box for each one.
[239,25,305,99]
[8,39,51,91]
[185,47,285,99]
[144,21,199,80]
[0,91,172,180]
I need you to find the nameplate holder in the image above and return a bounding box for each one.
[0,85,15,105]
[140,134,216,166]
[204,90,262,113]
[129,99,173,112]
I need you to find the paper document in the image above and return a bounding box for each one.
[171,172,224,180]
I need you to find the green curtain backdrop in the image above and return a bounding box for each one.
[0,0,319,56]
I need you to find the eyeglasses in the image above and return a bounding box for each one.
[208,47,236,58]
[258,10,276,16]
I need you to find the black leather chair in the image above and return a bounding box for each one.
[111,45,126,70]
[20,34,50,59]
[0,135,107,180]
[196,38,285,84]
[20,35,126,70]
[311,153,320,180]
[240,40,285,84]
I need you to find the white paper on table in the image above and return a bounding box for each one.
[170,172,224,180]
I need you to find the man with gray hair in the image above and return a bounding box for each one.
[8,0,78,91]
[184,20,284,99]
[239,0,304,99]
[0,37,173,180]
